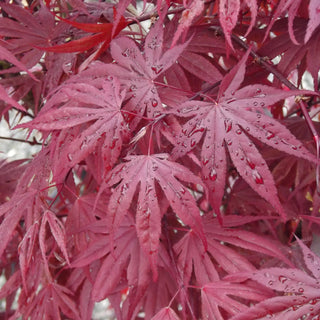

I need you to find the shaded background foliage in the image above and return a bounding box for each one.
[0,0,320,319]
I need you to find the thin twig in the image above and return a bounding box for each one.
[0,135,42,145]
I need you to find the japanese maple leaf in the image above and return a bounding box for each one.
[201,280,271,320]
[219,0,257,49]
[171,50,316,219]
[259,18,320,89]
[39,9,128,58]
[20,282,80,320]
[17,77,127,180]
[305,0,320,42]
[0,3,67,68]
[91,20,189,128]
[262,0,303,45]
[72,214,152,319]
[105,153,205,276]
[170,0,204,48]
[230,237,320,320]
[174,216,291,288]
[0,44,38,113]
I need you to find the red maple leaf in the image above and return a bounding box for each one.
[17,77,128,180]
[104,153,205,276]
[38,9,128,58]
[84,20,189,128]
[170,49,316,219]
[230,237,320,319]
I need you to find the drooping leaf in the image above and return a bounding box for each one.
[170,0,204,48]
[305,0,320,42]
[106,153,205,276]
[219,0,240,49]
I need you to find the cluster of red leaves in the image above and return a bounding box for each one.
[0,0,320,319]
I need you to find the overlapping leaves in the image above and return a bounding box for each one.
[230,238,320,319]
[18,77,127,180]
[105,153,205,276]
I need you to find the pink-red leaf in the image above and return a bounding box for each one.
[305,0,320,42]
[106,154,205,276]
[171,50,316,219]
[201,280,269,320]
[219,0,240,49]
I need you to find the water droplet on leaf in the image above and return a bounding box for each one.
[151,64,163,75]
[122,49,130,57]
[278,275,287,283]
[224,119,232,132]
[209,168,217,181]
[266,131,275,140]
[252,170,264,184]
[246,158,256,169]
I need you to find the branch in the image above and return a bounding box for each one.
[0,135,42,145]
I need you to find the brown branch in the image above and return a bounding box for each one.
[0,135,42,145]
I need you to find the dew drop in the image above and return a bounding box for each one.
[181,105,195,114]
[110,138,118,149]
[151,64,163,75]
[152,99,158,107]
[246,158,256,169]
[209,168,217,181]
[188,125,204,137]
[253,101,258,106]
[122,48,129,57]
[278,275,287,283]
[268,280,274,286]
[106,75,113,81]
[266,131,275,140]
[298,287,304,293]
[224,119,233,132]
[256,88,262,94]
[260,102,265,107]
[252,170,264,184]
[148,36,160,49]
[129,84,137,91]
[80,140,87,150]
[202,158,209,165]
[121,183,129,195]
[236,128,242,135]
[67,153,73,161]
